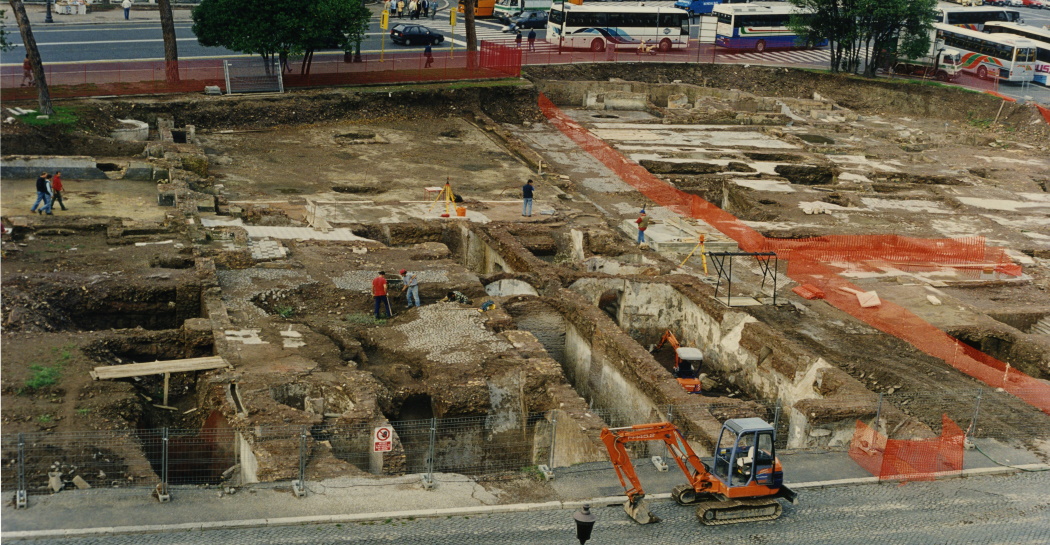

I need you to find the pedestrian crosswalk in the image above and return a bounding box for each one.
[716,48,832,67]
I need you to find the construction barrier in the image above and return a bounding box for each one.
[0,41,521,100]
[849,415,965,481]
[538,94,1050,417]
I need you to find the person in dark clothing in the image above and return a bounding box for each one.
[527,29,537,51]
[31,172,52,215]
[522,179,534,217]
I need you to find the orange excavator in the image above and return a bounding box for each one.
[600,418,797,525]
[650,330,703,394]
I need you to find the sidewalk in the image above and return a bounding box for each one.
[1,3,194,26]
[3,440,1046,539]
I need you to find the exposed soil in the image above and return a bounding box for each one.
[3,65,1050,497]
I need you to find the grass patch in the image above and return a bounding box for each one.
[37,414,54,424]
[22,364,62,393]
[345,313,387,325]
[75,408,91,416]
[16,106,79,130]
[276,305,296,318]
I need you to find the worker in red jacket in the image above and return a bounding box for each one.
[51,171,68,211]
[373,271,394,319]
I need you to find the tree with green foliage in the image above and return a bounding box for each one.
[789,0,936,76]
[192,0,370,75]
[1,9,12,52]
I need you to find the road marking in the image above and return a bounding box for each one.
[11,37,200,47]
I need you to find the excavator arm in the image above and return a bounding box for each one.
[601,422,714,523]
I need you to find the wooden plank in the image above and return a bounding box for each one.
[91,356,229,380]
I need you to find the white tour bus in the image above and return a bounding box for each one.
[983,21,1050,84]
[713,2,825,52]
[935,5,1023,31]
[546,4,690,52]
[933,23,1036,81]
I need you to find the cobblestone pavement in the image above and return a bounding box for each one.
[12,472,1050,544]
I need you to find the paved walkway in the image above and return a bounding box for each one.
[1,3,194,26]
[3,440,1046,539]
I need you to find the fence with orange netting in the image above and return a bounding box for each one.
[849,415,965,481]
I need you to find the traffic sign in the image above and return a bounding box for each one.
[381,10,389,31]
[373,426,393,452]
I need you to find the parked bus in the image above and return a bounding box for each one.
[713,2,824,52]
[935,5,1022,30]
[984,21,1050,84]
[547,4,690,52]
[458,0,496,17]
[673,0,748,16]
[933,23,1036,81]
[494,0,552,23]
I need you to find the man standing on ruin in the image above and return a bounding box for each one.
[636,209,649,244]
[373,271,394,319]
[522,179,534,217]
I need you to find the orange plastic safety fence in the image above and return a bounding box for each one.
[539,94,1050,416]
[849,416,964,481]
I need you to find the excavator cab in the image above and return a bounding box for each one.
[712,418,781,490]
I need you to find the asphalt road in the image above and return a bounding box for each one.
[8,472,1050,545]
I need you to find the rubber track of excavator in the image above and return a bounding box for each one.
[695,497,782,526]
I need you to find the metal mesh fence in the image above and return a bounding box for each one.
[4,387,1043,501]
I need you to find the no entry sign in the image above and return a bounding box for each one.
[373,426,393,452]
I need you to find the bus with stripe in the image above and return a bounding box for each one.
[713,3,825,52]
[547,4,690,52]
[983,21,1050,85]
[933,23,1036,82]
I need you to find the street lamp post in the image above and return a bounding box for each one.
[45,0,54,23]
[573,504,597,545]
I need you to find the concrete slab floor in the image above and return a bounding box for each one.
[1,177,165,222]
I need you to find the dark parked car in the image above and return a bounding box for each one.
[390,24,445,46]
[503,11,548,33]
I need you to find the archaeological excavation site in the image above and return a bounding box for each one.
[3,64,1050,507]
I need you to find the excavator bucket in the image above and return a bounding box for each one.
[624,497,661,524]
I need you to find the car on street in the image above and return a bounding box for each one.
[390,24,445,46]
[502,11,548,32]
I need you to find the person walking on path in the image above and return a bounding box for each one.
[522,179,534,217]
[31,172,52,215]
[515,31,523,48]
[50,171,68,211]
[400,269,422,308]
[635,210,650,244]
[373,272,394,319]
[20,56,33,87]
[122,0,132,20]
[424,43,434,68]
[527,29,537,51]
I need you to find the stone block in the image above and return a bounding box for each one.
[667,94,689,109]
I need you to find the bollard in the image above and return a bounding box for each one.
[573,504,597,544]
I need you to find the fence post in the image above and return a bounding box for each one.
[16,433,27,509]
[666,404,674,424]
[873,393,883,433]
[422,417,437,489]
[293,427,307,497]
[772,400,781,431]
[157,428,170,502]
[966,389,983,444]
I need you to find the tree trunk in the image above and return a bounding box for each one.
[464,0,476,51]
[157,0,180,83]
[9,0,53,115]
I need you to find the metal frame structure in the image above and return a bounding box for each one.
[706,251,779,307]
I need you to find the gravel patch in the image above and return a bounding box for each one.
[393,304,512,364]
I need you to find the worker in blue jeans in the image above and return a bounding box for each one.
[400,269,421,308]
[522,179,534,217]
[636,210,649,244]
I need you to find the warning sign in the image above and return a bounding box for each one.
[373,426,393,453]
